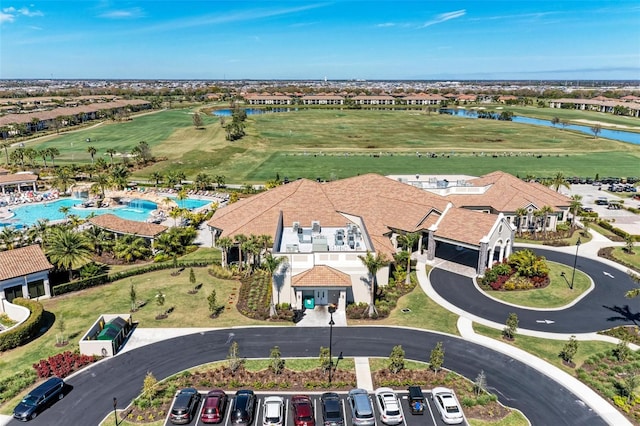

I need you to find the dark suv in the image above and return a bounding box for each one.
[13,377,65,421]
[321,392,344,426]
[231,390,256,424]
[170,388,201,424]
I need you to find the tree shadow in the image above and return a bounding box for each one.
[603,304,640,325]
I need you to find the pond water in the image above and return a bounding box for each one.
[439,108,640,145]
[212,108,295,116]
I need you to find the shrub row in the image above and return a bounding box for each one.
[52,260,215,296]
[597,220,640,241]
[0,368,37,405]
[0,298,44,352]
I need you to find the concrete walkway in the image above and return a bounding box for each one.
[416,231,637,426]
[354,357,374,391]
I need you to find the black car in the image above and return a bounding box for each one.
[231,390,256,425]
[321,392,344,426]
[170,388,201,424]
[13,377,65,421]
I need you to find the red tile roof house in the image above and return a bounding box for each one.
[0,245,54,314]
[206,173,514,310]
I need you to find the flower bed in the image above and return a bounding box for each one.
[480,250,550,291]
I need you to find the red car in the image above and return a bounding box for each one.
[291,395,315,426]
[200,389,227,424]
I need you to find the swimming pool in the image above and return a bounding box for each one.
[0,196,214,229]
[1,198,157,228]
[170,197,212,210]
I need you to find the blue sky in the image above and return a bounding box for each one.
[1,1,639,80]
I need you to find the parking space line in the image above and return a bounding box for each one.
[424,392,438,426]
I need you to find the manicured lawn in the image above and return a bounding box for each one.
[348,286,460,336]
[0,267,266,382]
[608,246,640,271]
[472,323,614,374]
[485,262,591,308]
[17,108,640,184]
[469,411,529,426]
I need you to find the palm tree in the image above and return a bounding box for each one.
[569,195,583,230]
[10,147,25,168]
[217,236,234,267]
[176,188,188,208]
[0,140,11,165]
[358,251,390,318]
[48,147,60,168]
[245,234,262,273]
[53,166,75,193]
[93,173,110,197]
[194,173,211,190]
[0,226,20,250]
[150,171,163,188]
[109,165,130,190]
[58,205,71,218]
[38,149,49,168]
[23,148,37,167]
[234,234,248,273]
[514,207,528,237]
[397,232,420,284]
[114,235,151,263]
[168,207,184,227]
[83,227,114,256]
[26,219,50,245]
[87,146,97,165]
[105,148,117,165]
[44,227,94,280]
[550,172,570,193]
[262,253,288,313]
[539,205,554,239]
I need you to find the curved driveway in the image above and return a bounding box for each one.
[431,248,640,333]
[10,327,604,426]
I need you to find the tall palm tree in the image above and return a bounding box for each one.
[109,165,130,190]
[83,227,113,256]
[48,147,60,168]
[514,207,528,236]
[105,148,117,165]
[58,205,71,218]
[87,146,97,165]
[358,251,390,318]
[10,147,25,168]
[262,253,288,313]
[217,236,234,267]
[26,219,50,245]
[397,232,420,284]
[38,149,49,168]
[150,171,163,188]
[569,195,583,230]
[23,148,37,167]
[550,172,570,193]
[194,173,211,190]
[234,234,248,273]
[539,205,554,239]
[0,140,11,165]
[44,227,94,280]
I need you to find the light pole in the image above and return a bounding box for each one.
[570,237,581,290]
[112,397,118,426]
[328,308,335,386]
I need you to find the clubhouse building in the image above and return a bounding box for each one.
[207,171,571,310]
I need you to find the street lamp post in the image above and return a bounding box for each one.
[112,397,118,426]
[328,309,335,386]
[570,237,581,290]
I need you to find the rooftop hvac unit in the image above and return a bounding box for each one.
[293,221,300,232]
[312,221,321,233]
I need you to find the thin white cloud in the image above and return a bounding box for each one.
[421,9,465,28]
[376,22,395,28]
[468,11,556,22]
[98,7,145,19]
[1,5,43,23]
[135,3,328,34]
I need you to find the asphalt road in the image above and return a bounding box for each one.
[11,327,604,426]
[431,248,640,333]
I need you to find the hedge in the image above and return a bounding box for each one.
[597,220,640,241]
[0,298,44,352]
[52,260,216,296]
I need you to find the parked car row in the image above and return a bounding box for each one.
[167,385,465,425]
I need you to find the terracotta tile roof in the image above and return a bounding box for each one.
[208,174,457,257]
[0,245,53,281]
[447,171,571,212]
[435,207,499,245]
[292,265,352,287]
[89,214,167,238]
[0,173,38,184]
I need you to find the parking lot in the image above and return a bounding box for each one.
[164,388,467,426]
